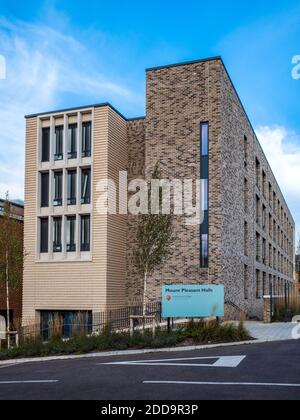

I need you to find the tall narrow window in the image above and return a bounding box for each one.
[262,238,266,265]
[66,216,76,252]
[41,127,50,162]
[67,170,77,206]
[54,126,64,161]
[256,195,260,225]
[244,221,248,256]
[81,215,90,252]
[53,217,62,253]
[255,158,260,189]
[262,204,266,230]
[81,168,91,204]
[82,122,92,158]
[262,171,266,197]
[200,122,209,268]
[256,270,262,299]
[256,232,261,262]
[68,124,77,159]
[41,172,49,208]
[40,218,49,253]
[244,135,248,167]
[263,272,267,296]
[54,171,63,207]
[244,265,249,300]
[244,178,248,211]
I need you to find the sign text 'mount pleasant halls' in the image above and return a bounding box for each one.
[162,284,225,318]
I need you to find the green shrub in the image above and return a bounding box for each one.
[0,320,252,361]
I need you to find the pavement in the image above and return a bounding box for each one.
[244,322,299,341]
[0,340,300,400]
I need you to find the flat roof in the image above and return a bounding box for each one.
[25,102,128,121]
[146,56,222,72]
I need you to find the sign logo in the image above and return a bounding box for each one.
[166,295,172,302]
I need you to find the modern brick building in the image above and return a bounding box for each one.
[0,199,24,327]
[23,56,295,326]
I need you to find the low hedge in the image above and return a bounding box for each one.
[0,320,252,361]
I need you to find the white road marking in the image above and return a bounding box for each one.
[99,355,246,368]
[0,380,59,385]
[144,381,300,388]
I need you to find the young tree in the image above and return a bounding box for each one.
[0,193,23,348]
[133,166,175,316]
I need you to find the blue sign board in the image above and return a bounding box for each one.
[162,284,224,318]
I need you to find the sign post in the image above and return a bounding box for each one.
[162,285,225,319]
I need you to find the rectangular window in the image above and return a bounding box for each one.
[256,270,261,299]
[244,221,248,256]
[263,272,267,296]
[201,123,209,156]
[54,171,63,207]
[41,172,49,208]
[40,218,49,253]
[201,179,208,211]
[54,126,64,161]
[262,205,266,230]
[81,168,91,205]
[200,234,208,268]
[262,171,266,197]
[82,122,92,158]
[262,238,266,265]
[244,265,249,300]
[81,215,90,252]
[66,216,76,253]
[68,124,77,159]
[53,217,62,253]
[67,170,77,206]
[244,178,248,211]
[256,158,260,189]
[244,135,248,167]
[256,195,260,225]
[256,232,261,262]
[41,127,50,162]
[200,122,209,269]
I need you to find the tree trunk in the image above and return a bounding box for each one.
[6,250,10,350]
[143,271,148,317]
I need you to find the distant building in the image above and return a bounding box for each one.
[0,199,24,327]
[296,255,300,296]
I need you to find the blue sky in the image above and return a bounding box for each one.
[0,0,299,237]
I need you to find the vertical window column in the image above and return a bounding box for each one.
[200,122,209,269]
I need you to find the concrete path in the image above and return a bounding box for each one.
[244,322,299,341]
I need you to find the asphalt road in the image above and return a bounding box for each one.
[0,340,300,400]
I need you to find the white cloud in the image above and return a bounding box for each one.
[256,125,300,238]
[0,17,140,200]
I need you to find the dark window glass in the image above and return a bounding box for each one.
[54,126,64,161]
[200,234,208,268]
[40,218,49,253]
[67,216,76,252]
[201,122,209,156]
[41,128,50,162]
[54,171,63,207]
[67,170,77,206]
[201,179,208,212]
[41,172,49,208]
[82,122,92,157]
[53,217,62,252]
[81,168,91,204]
[200,122,209,268]
[81,215,90,252]
[68,124,77,159]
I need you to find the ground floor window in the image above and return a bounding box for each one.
[40,310,92,340]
